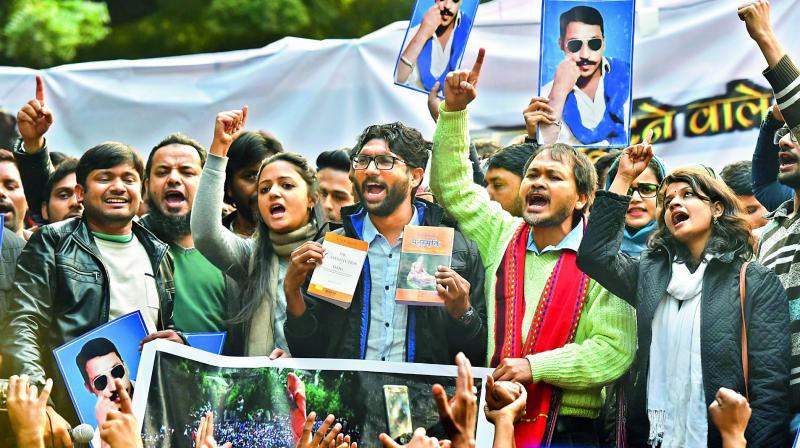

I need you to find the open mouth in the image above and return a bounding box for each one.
[671,210,689,227]
[0,202,13,214]
[269,203,286,219]
[104,197,128,207]
[779,151,798,172]
[163,190,186,208]
[363,181,387,202]
[577,60,596,68]
[526,192,549,212]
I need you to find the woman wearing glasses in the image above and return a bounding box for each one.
[191,107,322,357]
[577,140,790,447]
[601,134,667,257]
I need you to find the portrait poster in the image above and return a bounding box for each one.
[538,0,635,148]
[394,0,481,96]
[133,340,496,448]
[53,311,149,448]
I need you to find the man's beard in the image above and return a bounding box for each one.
[778,170,800,189]
[522,203,572,228]
[355,176,410,218]
[146,196,191,243]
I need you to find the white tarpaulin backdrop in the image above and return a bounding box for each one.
[0,0,798,171]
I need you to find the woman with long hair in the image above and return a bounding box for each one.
[577,140,790,447]
[191,107,321,356]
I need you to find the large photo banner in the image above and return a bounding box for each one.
[133,340,495,448]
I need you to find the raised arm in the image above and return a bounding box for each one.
[14,75,55,224]
[740,1,800,131]
[430,49,521,265]
[575,135,652,303]
[190,107,254,281]
[751,106,792,211]
[395,6,443,85]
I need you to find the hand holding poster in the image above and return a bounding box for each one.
[537,0,635,148]
[394,0,481,96]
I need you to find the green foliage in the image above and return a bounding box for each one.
[1,0,110,68]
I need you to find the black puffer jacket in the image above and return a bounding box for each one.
[577,190,790,447]
[2,217,177,424]
[285,199,488,366]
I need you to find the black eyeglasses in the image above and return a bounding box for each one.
[566,38,603,53]
[775,125,799,145]
[92,364,125,391]
[627,182,658,198]
[351,154,407,171]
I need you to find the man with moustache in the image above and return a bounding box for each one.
[284,122,487,366]
[740,0,800,431]
[430,51,635,446]
[0,150,30,240]
[395,0,473,91]
[538,6,630,146]
[2,142,184,440]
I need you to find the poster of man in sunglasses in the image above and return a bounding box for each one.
[53,311,148,448]
[394,0,479,95]
[538,0,635,148]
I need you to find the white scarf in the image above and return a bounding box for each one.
[647,258,709,447]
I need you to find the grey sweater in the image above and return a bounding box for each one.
[190,153,280,355]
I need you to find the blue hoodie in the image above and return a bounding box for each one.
[604,155,668,257]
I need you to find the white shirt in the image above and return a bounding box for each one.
[398,12,463,90]
[93,235,160,333]
[541,57,629,146]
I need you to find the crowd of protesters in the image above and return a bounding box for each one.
[1,1,799,447]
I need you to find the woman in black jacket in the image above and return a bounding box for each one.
[576,141,790,447]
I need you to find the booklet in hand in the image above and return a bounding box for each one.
[396,225,454,306]
[308,232,369,309]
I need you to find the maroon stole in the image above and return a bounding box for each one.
[490,222,590,448]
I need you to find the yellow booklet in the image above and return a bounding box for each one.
[307,232,369,309]
[395,225,454,306]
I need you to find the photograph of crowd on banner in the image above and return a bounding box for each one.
[394,0,480,96]
[538,0,635,148]
[137,349,482,448]
[52,311,149,448]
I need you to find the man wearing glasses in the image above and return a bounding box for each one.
[540,5,630,146]
[76,337,133,448]
[284,122,488,367]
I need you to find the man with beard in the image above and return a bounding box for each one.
[395,0,473,92]
[13,75,83,226]
[0,150,30,240]
[141,133,234,333]
[538,6,630,146]
[284,122,487,366]
[224,130,284,236]
[741,0,800,432]
[2,142,183,441]
[429,51,635,446]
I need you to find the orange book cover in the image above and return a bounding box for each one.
[395,225,454,306]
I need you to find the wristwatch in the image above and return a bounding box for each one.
[457,306,476,324]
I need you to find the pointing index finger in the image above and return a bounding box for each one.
[35,75,45,105]
[644,129,654,147]
[114,378,134,414]
[471,48,485,77]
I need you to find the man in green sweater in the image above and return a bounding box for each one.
[429,50,636,446]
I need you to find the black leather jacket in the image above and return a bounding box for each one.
[577,190,790,447]
[285,199,488,366]
[2,217,176,423]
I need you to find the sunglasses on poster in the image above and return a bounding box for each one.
[566,38,603,53]
[91,364,125,391]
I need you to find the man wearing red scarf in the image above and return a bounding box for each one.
[430,51,636,447]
